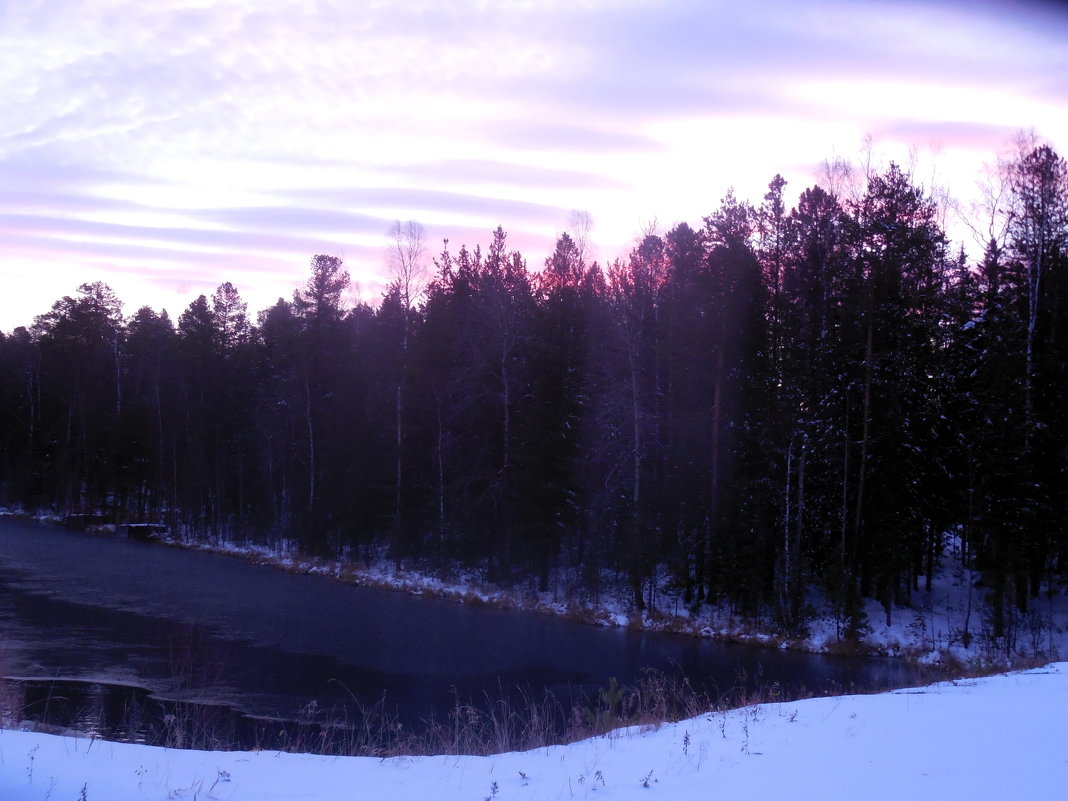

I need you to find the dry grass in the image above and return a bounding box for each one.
[0,673,24,728]
[0,667,719,758]
[318,668,718,757]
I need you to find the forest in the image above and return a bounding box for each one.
[0,144,1065,643]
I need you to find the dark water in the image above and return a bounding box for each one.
[0,517,927,747]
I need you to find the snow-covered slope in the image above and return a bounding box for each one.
[1,663,1064,801]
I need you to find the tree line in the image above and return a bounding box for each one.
[1,144,1065,641]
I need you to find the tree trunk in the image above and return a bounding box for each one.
[304,376,315,517]
[794,434,806,619]
[853,313,874,594]
[707,352,724,601]
[435,392,446,539]
[629,334,644,610]
[783,436,793,611]
[395,380,403,546]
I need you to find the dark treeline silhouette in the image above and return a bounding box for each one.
[1,147,1066,641]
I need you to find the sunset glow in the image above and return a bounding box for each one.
[2,0,1066,329]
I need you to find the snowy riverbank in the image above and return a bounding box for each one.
[2,663,1065,800]
[10,507,1068,668]
[171,530,1066,669]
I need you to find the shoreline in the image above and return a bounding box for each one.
[5,510,1063,671]
[154,528,1059,672]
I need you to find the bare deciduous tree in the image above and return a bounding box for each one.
[386,220,428,554]
[566,210,594,268]
[388,220,429,333]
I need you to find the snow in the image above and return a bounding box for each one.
[1,663,1064,800]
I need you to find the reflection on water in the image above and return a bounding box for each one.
[0,517,931,749]
[9,678,352,751]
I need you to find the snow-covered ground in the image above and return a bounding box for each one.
[2,663,1064,800]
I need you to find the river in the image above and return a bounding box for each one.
[0,517,926,748]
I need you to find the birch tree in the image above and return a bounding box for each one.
[386,221,428,551]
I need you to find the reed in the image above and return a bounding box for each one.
[0,665,875,758]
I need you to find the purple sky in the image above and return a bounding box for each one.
[2,0,1066,331]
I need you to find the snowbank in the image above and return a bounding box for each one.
[2,663,1064,800]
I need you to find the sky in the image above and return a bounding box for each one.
[2,0,1067,332]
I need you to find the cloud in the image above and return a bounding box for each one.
[876,120,1022,151]
[391,158,632,190]
[0,159,158,197]
[0,186,143,217]
[276,187,570,229]
[0,213,376,275]
[485,0,1068,129]
[484,124,663,156]
[199,206,388,238]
